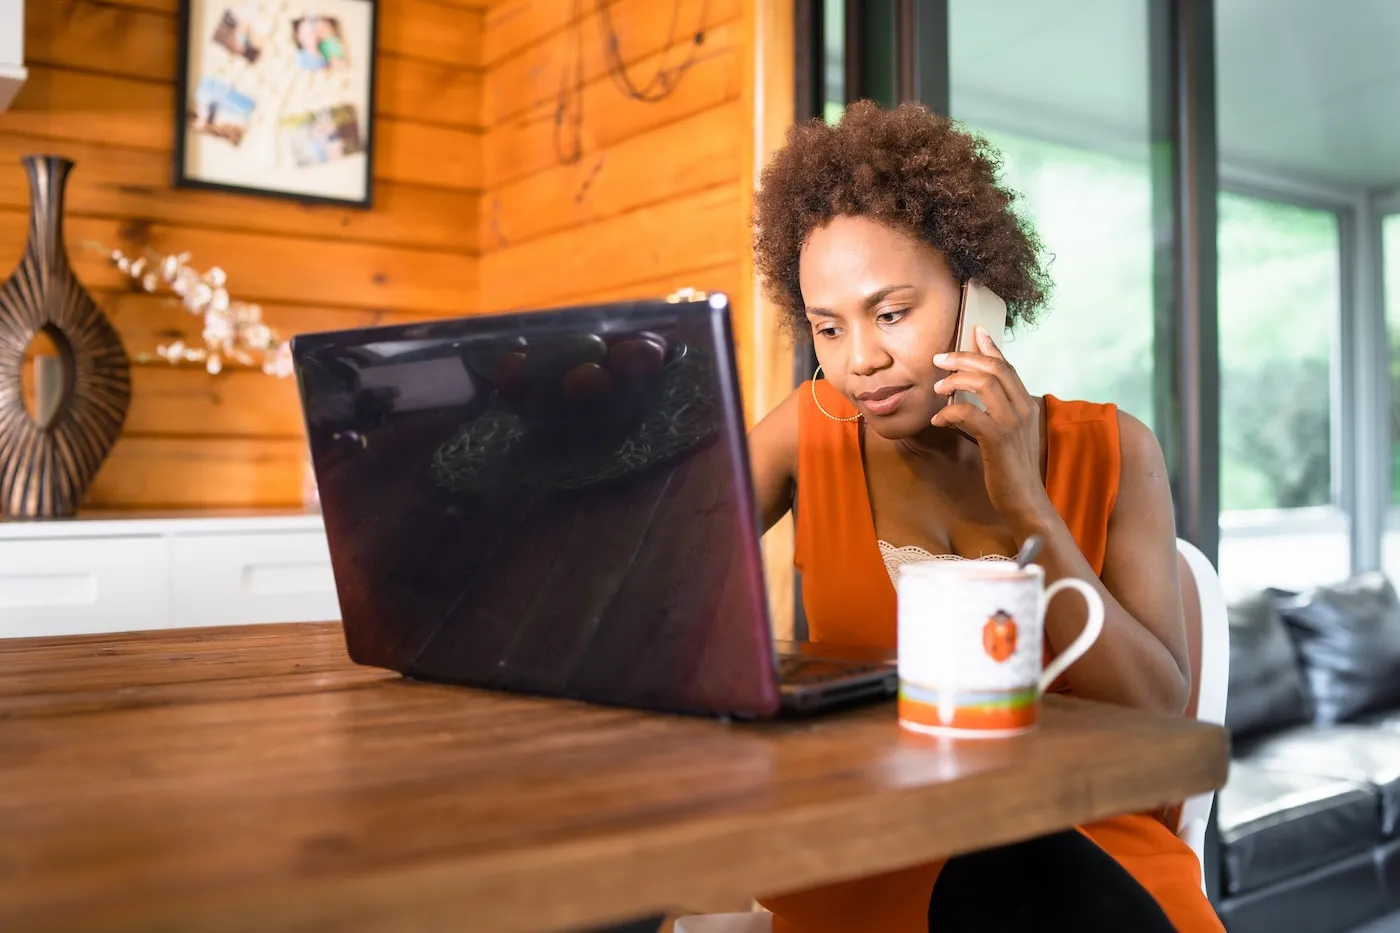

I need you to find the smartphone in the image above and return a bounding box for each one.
[950,280,1008,412]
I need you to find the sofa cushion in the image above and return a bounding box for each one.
[1217,759,1382,895]
[1237,725,1400,834]
[1362,709,1400,732]
[1226,592,1311,738]
[1274,572,1400,725]
[1215,848,1386,933]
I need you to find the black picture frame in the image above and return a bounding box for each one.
[173,0,379,209]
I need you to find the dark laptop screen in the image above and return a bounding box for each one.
[291,296,782,717]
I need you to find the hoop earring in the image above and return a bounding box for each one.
[811,365,861,422]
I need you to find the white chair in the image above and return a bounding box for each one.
[675,542,1230,927]
[1174,537,1231,887]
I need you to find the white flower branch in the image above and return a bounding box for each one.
[93,245,293,378]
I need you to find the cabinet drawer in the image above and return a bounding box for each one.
[0,536,170,638]
[170,530,339,628]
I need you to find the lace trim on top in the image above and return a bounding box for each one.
[877,540,1014,585]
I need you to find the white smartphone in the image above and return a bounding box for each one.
[950,280,1008,412]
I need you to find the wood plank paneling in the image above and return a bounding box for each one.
[379,0,484,66]
[0,211,477,314]
[554,263,742,310]
[0,136,478,253]
[94,0,494,13]
[482,102,743,250]
[746,0,797,639]
[482,183,741,310]
[6,66,483,192]
[478,0,795,637]
[87,437,307,509]
[483,0,740,124]
[5,65,171,153]
[99,293,423,359]
[24,0,176,82]
[484,23,741,189]
[1,0,484,510]
[482,0,572,68]
[126,368,305,438]
[100,0,179,12]
[376,121,483,190]
[26,2,484,133]
[377,57,483,129]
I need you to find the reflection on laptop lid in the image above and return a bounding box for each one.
[291,292,788,717]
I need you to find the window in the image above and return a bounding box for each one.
[822,0,844,125]
[1386,213,1400,504]
[1215,193,1346,595]
[948,1,1158,430]
[1218,195,1338,511]
[971,130,1156,429]
[1379,212,1400,582]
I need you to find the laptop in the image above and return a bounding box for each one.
[290,291,896,719]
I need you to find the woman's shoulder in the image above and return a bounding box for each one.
[1043,393,1118,427]
[1044,395,1162,470]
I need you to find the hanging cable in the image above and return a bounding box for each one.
[553,0,585,165]
[595,0,709,103]
[553,0,710,166]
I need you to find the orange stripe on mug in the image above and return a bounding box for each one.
[898,694,1038,732]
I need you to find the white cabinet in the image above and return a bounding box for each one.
[0,513,341,638]
[0,0,28,112]
[171,529,337,627]
[0,536,168,638]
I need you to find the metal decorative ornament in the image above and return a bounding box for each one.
[0,156,131,518]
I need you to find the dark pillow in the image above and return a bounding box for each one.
[1225,592,1311,738]
[1274,572,1400,726]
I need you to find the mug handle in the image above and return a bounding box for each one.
[1037,578,1106,694]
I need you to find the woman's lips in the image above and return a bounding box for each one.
[856,386,911,416]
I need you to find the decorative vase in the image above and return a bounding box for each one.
[0,156,131,518]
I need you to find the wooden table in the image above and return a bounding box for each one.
[0,623,1229,933]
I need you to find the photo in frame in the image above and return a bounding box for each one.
[174,0,378,207]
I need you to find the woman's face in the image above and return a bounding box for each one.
[798,215,962,438]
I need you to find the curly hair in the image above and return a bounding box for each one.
[753,101,1051,335]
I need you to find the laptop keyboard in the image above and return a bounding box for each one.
[778,656,886,685]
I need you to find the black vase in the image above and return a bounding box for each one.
[0,155,131,518]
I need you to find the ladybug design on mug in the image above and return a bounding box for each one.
[982,610,1018,663]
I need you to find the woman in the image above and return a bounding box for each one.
[747,102,1222,931]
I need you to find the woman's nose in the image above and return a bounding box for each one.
[847,329,888,376]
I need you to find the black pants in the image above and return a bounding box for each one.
[927,829,1178,931]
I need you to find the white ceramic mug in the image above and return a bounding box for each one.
[895,561,1105,737]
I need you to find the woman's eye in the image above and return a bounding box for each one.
[876,308,908,325]
[815,326,842,339]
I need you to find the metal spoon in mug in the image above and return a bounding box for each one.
[1014,534,1045,570]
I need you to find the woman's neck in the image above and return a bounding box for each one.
[893,423,979,466]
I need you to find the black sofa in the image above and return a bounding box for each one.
[1216,571,1400,933]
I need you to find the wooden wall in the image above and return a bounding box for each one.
[477,0,749,379]
[478,0,797,633]
[0,0,485,509]
[2,0,798,635]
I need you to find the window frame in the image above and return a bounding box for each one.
[1372,192,1400,561]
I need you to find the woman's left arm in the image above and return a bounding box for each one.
[933,330,1191,715]
[1024,412,1191,714]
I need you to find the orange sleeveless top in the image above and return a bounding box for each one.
[760,380,1223,933]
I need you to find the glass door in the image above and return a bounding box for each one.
[1215,194,1346,596]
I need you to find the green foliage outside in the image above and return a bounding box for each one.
[1385,216,1400,504]
[974,127,1338,512]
